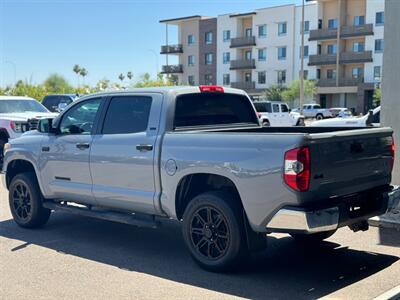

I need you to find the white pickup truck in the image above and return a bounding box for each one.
[293,104,333,120]
[253,101,304,126]
[311,106,380,127]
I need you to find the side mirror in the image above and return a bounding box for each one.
[288,109,292,113]
[38,118,56,134]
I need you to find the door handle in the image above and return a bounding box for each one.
[76,143,90,150]
[42,146,50,152]
[136,144,153,151]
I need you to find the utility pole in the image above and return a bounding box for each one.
[299,0,305,114]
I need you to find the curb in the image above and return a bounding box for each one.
[374,285,400,300]
[369,214,400,230]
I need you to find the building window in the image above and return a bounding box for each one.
[223,52,230,64]
[278,46,287,60]
[245,50,252,60]
[354,16,365,26]
[352,67,362,79]
[205,53,213,65]
[188,55,195,66]
[277,70,286,85]
[374,66,381,81]
[223,30,231,42]
[327,69,336,79]
[245,28,252,37]
[188,35,195,45]
[303,70,309,80]
[278,22,287,36]
[353,42,364,52]
[300,45,309,57]
[327,44,337,54]
[376,12,384,26]
[223,74,230,85]
[258,71,266,84]
[375,39,384,52]
[328,19,338,29]
[258,48,266,61]
[205,32,213,44]
[188,75,195,86]
[245,72,251,82]
[316,69,321,79]
[303,20,310,34]
[258,24,267,38]
[204,74,213,85]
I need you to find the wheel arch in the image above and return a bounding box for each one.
[174,173,243,220]
[6,159,39,190]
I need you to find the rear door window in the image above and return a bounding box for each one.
[254,102,272,113]
[174,93,258,128]
[272,104,280,113]
[102,96,152,134]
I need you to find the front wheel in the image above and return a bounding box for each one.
[296,118,305,126]
[262,120,270,127]
[290,230,336,245]
[182,192,246,272]
[9,173,51,228]
[316,114,324,120]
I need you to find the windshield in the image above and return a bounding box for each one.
[0,100,49,113]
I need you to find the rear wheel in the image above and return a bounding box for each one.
[316,114,324,120]
[296,118,305,126]
[182,191,246,272]
[262,120,270,127]
[290,230,336,244]
[9,173,51,228]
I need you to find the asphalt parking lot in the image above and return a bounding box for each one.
[1,184,399,300]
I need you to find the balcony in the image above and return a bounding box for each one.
[308,54,337,66]
[161,64,183,74]
[341,24,374,38]
[340,51,373,64]
[309,51,372,66]
[309,24,374,41]
[309,28,337,41]
[160,44,183,54]
[317,77,363,87]
[230,36,256,48]
[231,81,256,90]
[230,59,256,70]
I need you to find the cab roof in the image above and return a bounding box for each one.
[0,96,37,101]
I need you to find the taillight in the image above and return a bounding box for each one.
[284,146,310,192]
[256,112,262,118]
[391,138,395,172]
[199,85,224,93]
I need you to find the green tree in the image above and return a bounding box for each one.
[79,68,88,85]
[127,71,133,81]
[282,80,316,107]
[43,74,73,93]
[133,72,173,88]
[96,78,110,91]
[373,88,381,107]
[73,64,81,86]
[264,85,286,102]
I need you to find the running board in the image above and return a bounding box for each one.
[43,201,160,229]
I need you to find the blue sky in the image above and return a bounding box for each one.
[1,0,303,87]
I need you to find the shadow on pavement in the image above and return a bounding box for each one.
[0,212,398,300]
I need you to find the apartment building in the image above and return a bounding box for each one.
[217,4,318,97]
[309,0,385,113]
[159,15,217,86]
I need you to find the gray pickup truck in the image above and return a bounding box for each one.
[2,86,399,272]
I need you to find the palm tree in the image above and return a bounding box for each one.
[73,64,81,86]
[79,68,88,85]
[118,73,125,82]
[127,71,133,81]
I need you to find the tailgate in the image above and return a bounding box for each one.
[302,127,393,202]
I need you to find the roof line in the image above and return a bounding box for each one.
[229,12,256,18]
[159,15,202,23]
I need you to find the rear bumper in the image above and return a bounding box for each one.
[266,185,400,234]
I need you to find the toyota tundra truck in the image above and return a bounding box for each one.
[2,86,399,272]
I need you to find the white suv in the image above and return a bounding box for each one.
[0,96,57,166]
[253,101,304,126]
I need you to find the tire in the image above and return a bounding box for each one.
[182,191,246,272]
[296,118,305,126]
[0,138,6,169]
[262,120,270,127]
[290,230,336,245]
[316,114,324,120]
[8,172,51,228]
